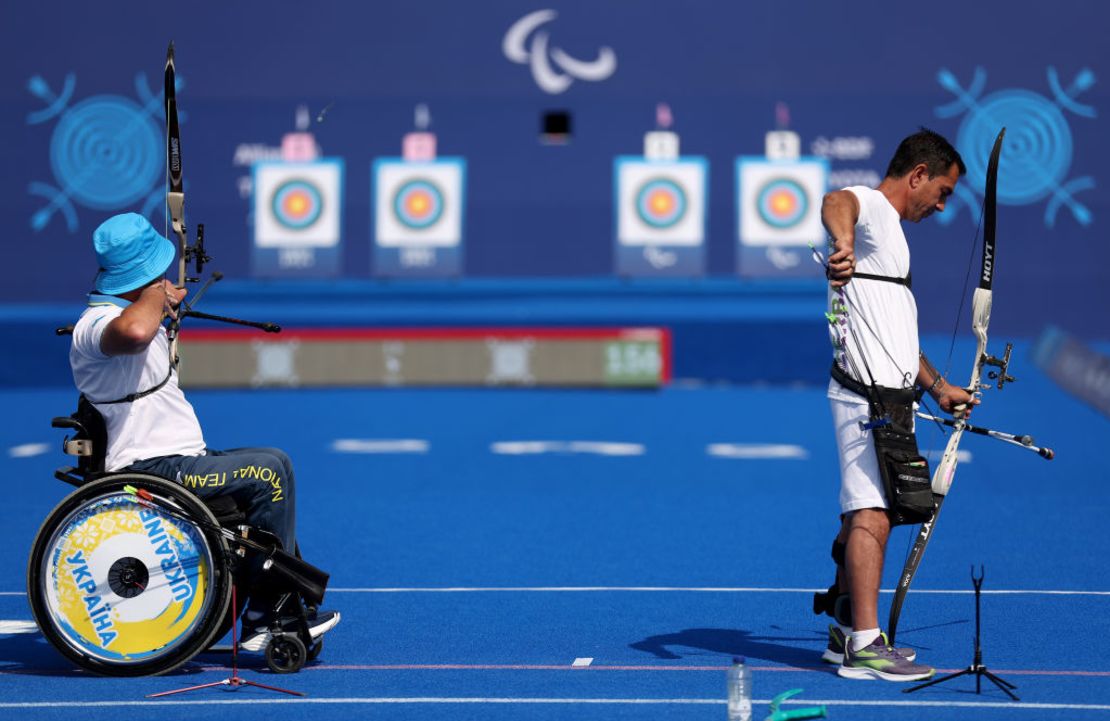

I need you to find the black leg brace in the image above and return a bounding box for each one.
[812,539,852,626]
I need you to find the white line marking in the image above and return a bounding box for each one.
[571,657,593,667]
[8,443,50,458]
[322,586,1110,596]
[1,697,1108,711]
[4,585,1105,594]
[707,443,809,460]
[0,620,38,634]
[491,441,548,455]
[568,441,643,456]
[491,441,644,456]
[5,586,1108,596]
[331,439,429,454]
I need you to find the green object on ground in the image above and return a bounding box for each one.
[764,688,827,721]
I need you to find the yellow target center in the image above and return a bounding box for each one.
[285,195,309,215]
[771,193,796,214]
[650,193,674,214]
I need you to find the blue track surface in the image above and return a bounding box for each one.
[1,343,1107,719]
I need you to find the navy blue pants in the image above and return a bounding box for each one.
[129,447,297,624]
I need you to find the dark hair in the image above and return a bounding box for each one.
[884,128,966,179]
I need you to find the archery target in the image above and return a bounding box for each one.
[636,179,687,228]
[271,180,323,230]
[616,158,706,246]
[757,178,808,228]
[375,159,465,247]
[737,157,827,246]
[253,160,343,248]
[393,179,444,229]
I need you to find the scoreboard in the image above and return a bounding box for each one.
[179,327,670,389]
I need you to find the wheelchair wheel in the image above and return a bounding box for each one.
[265,634,306,673]
[27,473,232,676]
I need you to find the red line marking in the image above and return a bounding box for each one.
[12,662,1108,679]
[185,663,1110,678]
[659,328,673,382]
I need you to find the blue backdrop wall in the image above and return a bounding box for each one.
[1,0,1105,340]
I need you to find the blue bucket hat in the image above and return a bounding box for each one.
[93,213,177,295]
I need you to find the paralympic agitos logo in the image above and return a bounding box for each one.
[502,9,617,94]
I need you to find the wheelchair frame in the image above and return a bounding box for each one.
[28,402,327,676]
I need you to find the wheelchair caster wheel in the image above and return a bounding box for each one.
[265,634,306,673]
[307,638,323,661]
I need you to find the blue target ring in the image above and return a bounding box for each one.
[635,178,687,229]
[270,179,323,230]
[956,89,1072,205]
[393,179,444,230]
[757,178,808,228]
[49,96,162,209]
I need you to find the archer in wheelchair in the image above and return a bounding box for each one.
[28,213,338,676]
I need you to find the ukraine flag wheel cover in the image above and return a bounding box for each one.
[28,474,232,676]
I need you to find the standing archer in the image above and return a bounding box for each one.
[68,212,340,652]
[816,129,975,681]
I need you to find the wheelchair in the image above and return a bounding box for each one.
[27,398,330,676]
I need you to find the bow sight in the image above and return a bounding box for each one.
[184,224,209,283]
[981,341,1016,390]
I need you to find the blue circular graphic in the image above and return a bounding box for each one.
[635,178,687,229]
[957,89,1072,205]
[756,178,808,228]
[393,179,444,229]
[270,179,323,229]
[49,96,162,209]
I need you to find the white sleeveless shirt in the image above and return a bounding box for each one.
[826,186,920,404]
[70,295,206,471]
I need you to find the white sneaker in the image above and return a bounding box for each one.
[822,624,917,664]
[240,610,340,652]
[838,632,934,682]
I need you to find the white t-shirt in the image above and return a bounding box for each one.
[826,186,920,404]
[70,295,206,471]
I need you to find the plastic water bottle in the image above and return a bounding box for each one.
[727,656,752,721]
